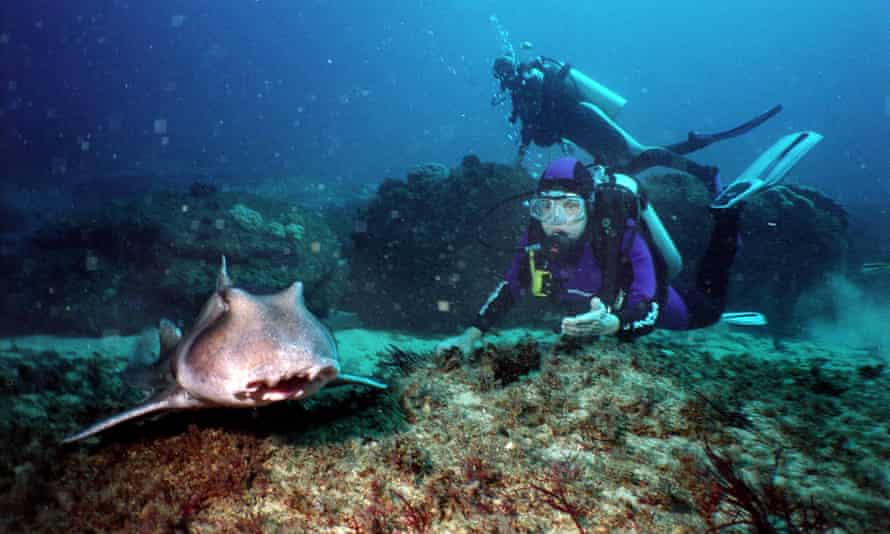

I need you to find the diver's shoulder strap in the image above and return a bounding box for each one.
[536,57,574,106]
[535,56,572,82]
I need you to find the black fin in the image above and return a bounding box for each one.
[667,104,783,155]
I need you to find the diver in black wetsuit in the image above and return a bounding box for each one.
[492,55,783,196]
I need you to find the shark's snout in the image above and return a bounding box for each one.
[238,364,338,403]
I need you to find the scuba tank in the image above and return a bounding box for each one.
[562,66,628,121]
[536,57,628,121]
[595,168,683,281]
[588,166,682,306]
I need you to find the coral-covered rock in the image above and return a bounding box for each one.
[645,173,848,337]
[345,156,536,332]
[1,191,347,335]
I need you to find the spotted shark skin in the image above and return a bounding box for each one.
[62,257,385,443]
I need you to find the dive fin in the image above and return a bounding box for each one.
[720,312,768,327]
[668,105,783,155]
[711,130,823,209]
[330,373,388,390]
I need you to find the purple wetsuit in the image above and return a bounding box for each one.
[472,211,740,340]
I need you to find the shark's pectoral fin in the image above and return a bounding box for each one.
[61,387,202,444]
[329,373,388,390]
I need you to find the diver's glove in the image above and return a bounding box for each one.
[561,297,620,337]
[435,327,483,357]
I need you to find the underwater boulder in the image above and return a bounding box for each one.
[345,156,537,333]
[644,172,849,337]
[2,191,347,336]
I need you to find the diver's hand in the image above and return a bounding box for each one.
[436,327,483,357]
[561,297,620,337]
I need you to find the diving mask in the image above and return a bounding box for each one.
[528,192,587,225]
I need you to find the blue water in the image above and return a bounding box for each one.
[1,1,887,203]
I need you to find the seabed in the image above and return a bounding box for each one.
[1,325,888,532]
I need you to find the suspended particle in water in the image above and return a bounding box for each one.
[84,252,100,272]
[51,157,67,175]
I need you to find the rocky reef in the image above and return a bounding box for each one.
[645,173,849,338]
[0,189,347,336]
[345,155,537,332]
[346,158,849,336]
[0,158,850,340]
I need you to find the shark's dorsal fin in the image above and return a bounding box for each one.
[274,281,304,310]
[217,255,233,290]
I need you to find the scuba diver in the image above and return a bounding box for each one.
[492,54,783,196]
[436,130,823,355]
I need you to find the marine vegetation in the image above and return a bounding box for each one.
[1,326,886,531]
